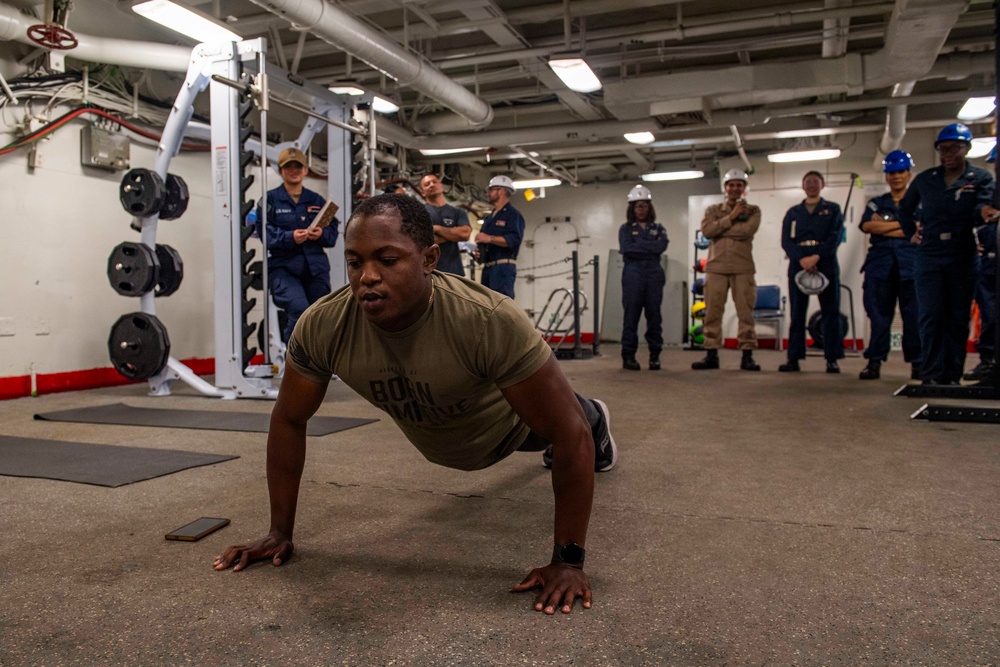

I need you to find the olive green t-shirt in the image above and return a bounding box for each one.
[286,271,553,471]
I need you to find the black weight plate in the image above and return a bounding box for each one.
[119,168,165,217]
[248,260,263,291]
[807,311,849,348]
[107,241,159,297]
[108,312,171,380]
[154,244,184,297]
[159,173,190,220]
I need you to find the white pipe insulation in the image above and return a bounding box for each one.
[244,0,493,127]
[0,3,191,72]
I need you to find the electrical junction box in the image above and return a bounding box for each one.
[80,125,130,171]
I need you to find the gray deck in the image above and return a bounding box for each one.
[1,346,997,666]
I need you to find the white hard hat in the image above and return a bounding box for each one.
[723,168,749,185]
[488,175,514,191]
[794,269,829,295]
[627,184,652,202]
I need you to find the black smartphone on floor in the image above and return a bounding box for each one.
[165,517,230,541]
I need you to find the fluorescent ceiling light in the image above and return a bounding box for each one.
[328,85,365,96]
[958,96,996,121]
[372,96,400,114]
[512,178,562,189]
[547,58,602,93]
[766,148,841,163]
[772,128,839,139]
[624,132,655,145]
[418,147,486,156]
[967,137,995,159]
[641,170,705,182]
[132,0,240,43]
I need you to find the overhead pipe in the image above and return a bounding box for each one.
[822,0,852,59]
[244,0,493,127]
[729,125,753,174]
[0,3,191,72]
[875,80,916,168]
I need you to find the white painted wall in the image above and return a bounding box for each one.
[0,110,331,378]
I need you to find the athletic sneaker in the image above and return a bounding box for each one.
[540,398,618,472]
[591,399,618,472]
[542,445,553,469]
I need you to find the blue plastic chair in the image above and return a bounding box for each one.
[753,285,786,351]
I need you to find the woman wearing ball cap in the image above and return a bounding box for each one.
[255,147,340,342]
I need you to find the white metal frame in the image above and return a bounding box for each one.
[130,38,359,399]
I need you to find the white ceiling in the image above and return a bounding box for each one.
[7,0,998,184]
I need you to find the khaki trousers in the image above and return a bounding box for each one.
[703,272,758,350]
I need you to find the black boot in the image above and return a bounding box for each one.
[778,359,800,372]
[649,352,661,371]
[963,358,996,381]
[623,356,641,371]
[740,350,760,371]
[692,349,719,370]
[859,360,881,380]
[826,360,840,374]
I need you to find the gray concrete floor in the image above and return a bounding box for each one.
[1,345,998,666]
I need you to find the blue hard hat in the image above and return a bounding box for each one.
[882,150,914,173]
[988,147,996,164]
[935,123,973,146]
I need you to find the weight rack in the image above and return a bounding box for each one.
[107,38,364,400]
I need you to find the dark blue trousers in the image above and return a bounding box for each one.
[621,259,665,358]
[269,267,331,342]
[786,263,843,362]
[974,267,996,360]
[862,267,921,364]
[481,264,516,299]
[913,251,976,382]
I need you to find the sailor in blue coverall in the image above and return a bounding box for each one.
[474,175,524,299]
[618,184,669,371]
[858,150,921,380]
[897,124,995,385]
[968,212,997,381]
[256,147,339,342]
[779,171,845,373]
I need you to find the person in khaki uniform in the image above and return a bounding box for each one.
[692,169,762,371]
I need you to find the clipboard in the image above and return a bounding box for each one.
[307,200,339,231]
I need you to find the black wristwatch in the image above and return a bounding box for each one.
[552,542,586,567]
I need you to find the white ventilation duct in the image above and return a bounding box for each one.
[245,0,493,127]
[875,80,916,168]
[822,0,852,58]
[0,3,190,72]
[603,0,969,120]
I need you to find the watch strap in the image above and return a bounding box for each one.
[552,542,585,567]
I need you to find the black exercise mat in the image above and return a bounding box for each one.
[34,402,376,436]
[0,436,238,487]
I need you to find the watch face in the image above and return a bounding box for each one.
[559,543,585,564]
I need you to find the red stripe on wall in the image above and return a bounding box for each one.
[542,333,596,344]
[0,357,215,401]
